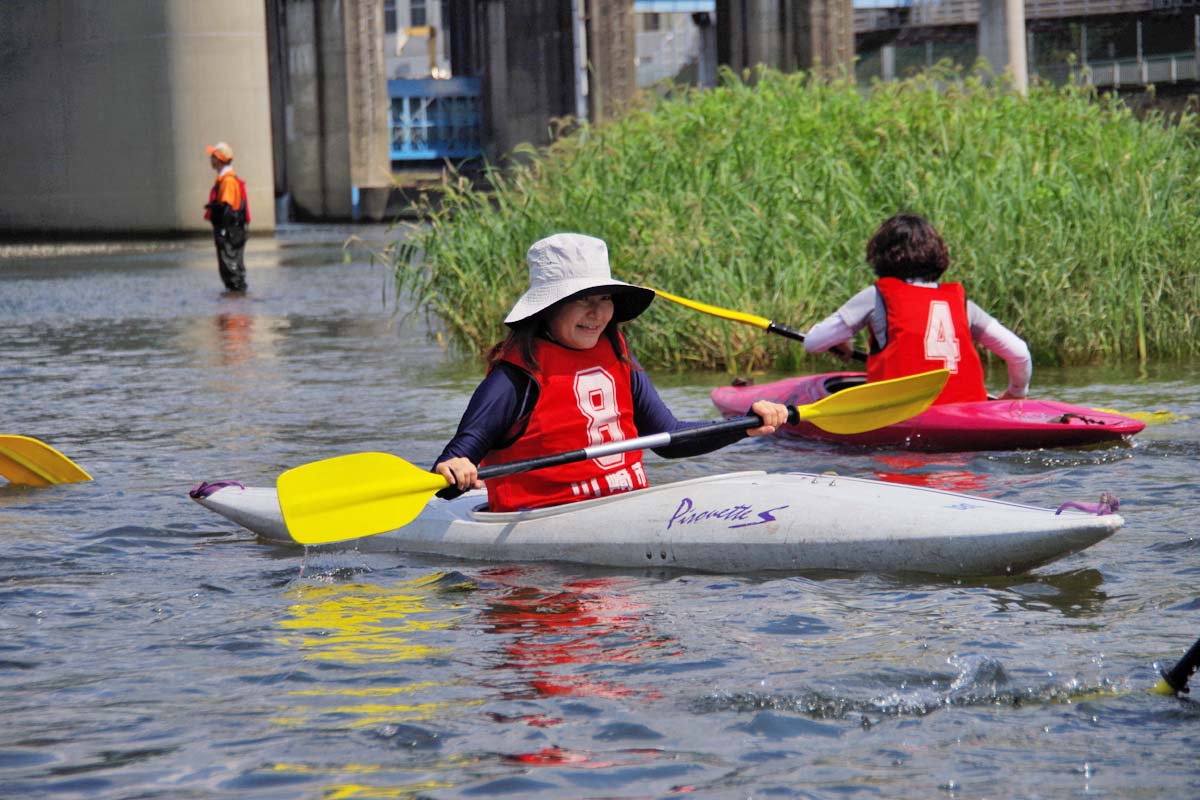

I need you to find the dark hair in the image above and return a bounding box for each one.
[487,307,634,373]
[866,213,950,282]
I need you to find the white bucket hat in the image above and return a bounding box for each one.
[503,233,655,326]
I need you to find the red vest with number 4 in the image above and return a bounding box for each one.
[867,277,987,404]
[482,335,649,512]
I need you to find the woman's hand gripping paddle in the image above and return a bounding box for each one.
[652,288,869,362]
[276,369,948,546]
[0,435,93,487]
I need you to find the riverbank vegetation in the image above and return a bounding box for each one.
[394,65,1200,372]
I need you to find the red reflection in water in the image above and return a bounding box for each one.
[215,312,253,366]
[502,745,668,770]
[479,568,678,769]
[485,711,561,727]
[503,745,616,768]
[479,567,674,703]
[871,453,990,492]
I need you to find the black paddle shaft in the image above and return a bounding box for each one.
[765,322,868,363]
[1161,635,1200,694]
[434,408,802,498]
[434,412,787,501]
[475,407,801,484]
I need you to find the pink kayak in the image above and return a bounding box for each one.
[712,372,1146,452]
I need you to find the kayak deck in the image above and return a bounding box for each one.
[712,373,1145,451]
[190,471,1122,577]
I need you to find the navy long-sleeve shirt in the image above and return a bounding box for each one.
[434,359,748,469]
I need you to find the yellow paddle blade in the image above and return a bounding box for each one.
[1090,407,1182,426]
[653,289,772,330]
[278,452,450,545]
[0,435,93,487]
[797,369,949,434]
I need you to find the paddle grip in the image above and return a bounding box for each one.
[764,321,807,344]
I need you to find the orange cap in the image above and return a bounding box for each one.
[205,142,234,163]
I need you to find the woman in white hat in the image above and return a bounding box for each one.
[434,233,788,513]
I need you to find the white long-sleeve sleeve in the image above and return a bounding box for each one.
[803,312,857,354]
[803,287,876,354]
[968,304,1032,398]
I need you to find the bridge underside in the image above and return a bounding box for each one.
[0,0,1139,233]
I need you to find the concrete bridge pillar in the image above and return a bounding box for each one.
[978,0,1028,93]
[583,0,637,122]
[269,0,391,221]
[444,0,635,163]
[717,0,855,78]
[0,0,275,235]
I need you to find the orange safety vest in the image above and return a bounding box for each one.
[482,334,649,512]
[866,277,987,404]
[204,171,251,224]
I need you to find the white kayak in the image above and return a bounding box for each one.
[189,471,1123,577]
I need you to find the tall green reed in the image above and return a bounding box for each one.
[394,65,1200,373]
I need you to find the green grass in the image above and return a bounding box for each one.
[394,65,1200,373]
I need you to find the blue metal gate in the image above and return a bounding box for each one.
[388,77,482,162]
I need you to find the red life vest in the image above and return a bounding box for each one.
[866,277,987,404]
[482,334,649,512]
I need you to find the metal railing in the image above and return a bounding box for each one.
[917,0,1148,26]
[388,76,482,162]
[859,40,1200,88]
[1077,52,1199,86]
[857,0,1154,31]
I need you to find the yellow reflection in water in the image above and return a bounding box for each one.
[323,782,452,799]
[271,763,453,798]
[273,574,478,729]
[279,584,452,664]
[267,574,480,795]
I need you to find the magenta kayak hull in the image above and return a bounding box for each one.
[712,372,1146,452]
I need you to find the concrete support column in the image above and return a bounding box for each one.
[480,0,575,162]
[694,13,719,87]
[281,0,389,221]
[717,0,854,78]
[572,0,591,121]
[719,0,786,72]
[881,44,896,81]
[977,0,1028,93]
[584,0,636,122]
[343,0,392,220]
[0,0,275,235]
[443,0,634,163]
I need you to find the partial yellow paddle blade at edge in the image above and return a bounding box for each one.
[0,435,93,487]
[652,289,772,330]
[797,369,949,435]
[1090,407,1182,426]
[278,452,451,545]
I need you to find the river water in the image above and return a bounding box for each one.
[2,226,1198,799]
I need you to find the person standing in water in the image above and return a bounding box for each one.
[203,141,250,292]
